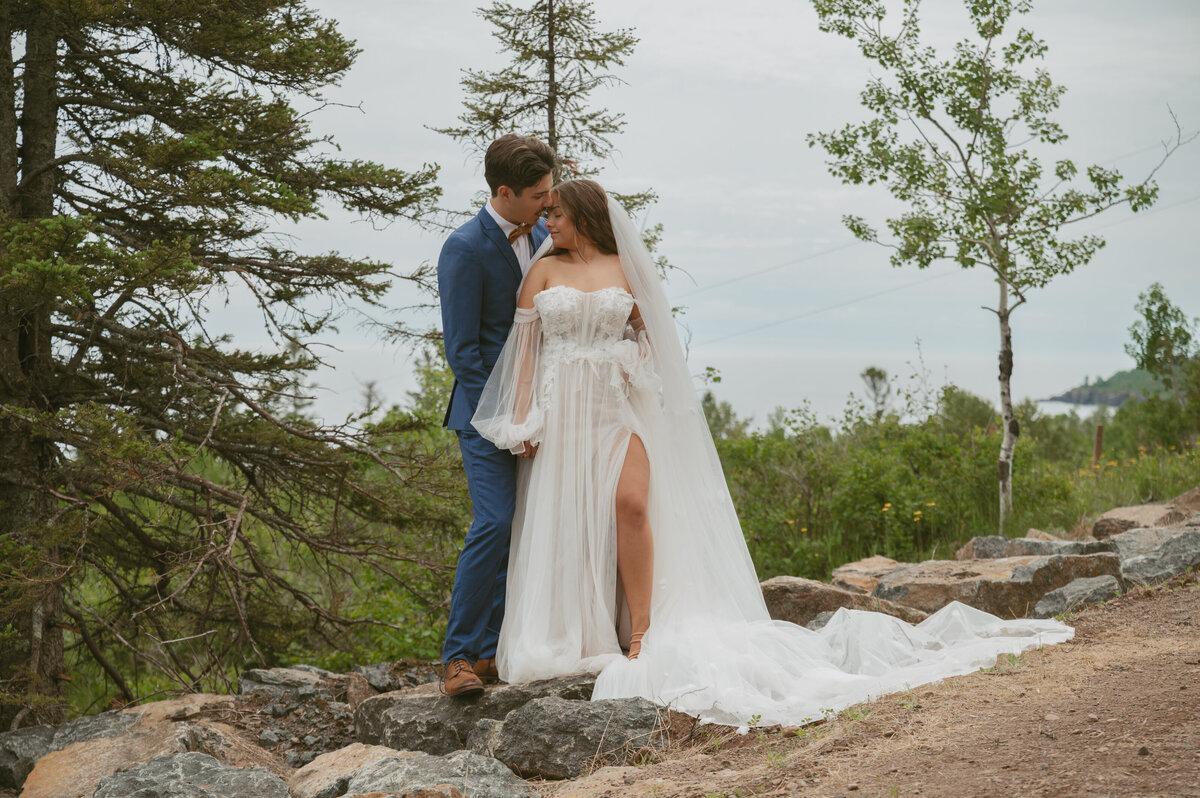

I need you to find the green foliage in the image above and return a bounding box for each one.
[1127,282,1196,380]
[1128,284,1195,386]
[1048,367,1160,406]
[435,0,637,170]
[1088,369,1158,395]
[715,379,1199,580]
[806,0,1190,526]
[701,391,752,441]
[284,347,470,673]
[1,0,443,722]
[1116,283,1200,449]
[809,0,1175,284]
[860,366,892,420]
[433,0,668,268]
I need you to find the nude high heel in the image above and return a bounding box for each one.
[627,632,645,661]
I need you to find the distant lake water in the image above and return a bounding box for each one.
[1035,400,1109,418]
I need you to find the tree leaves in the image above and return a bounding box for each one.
[806,0,1192,529]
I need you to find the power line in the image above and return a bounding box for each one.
[674,138,1193,300]
[695,271,956,347]
[677,240,863,299]
[1082,191,1200,232]
[694,190,1200,348]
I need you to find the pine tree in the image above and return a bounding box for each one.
[434,0,666,264]
[0,0,441,724]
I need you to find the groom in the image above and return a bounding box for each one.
[437,134,556,696]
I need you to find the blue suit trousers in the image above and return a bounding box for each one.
[442,430,517,663]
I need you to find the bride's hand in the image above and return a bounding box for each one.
[519,441,539,459]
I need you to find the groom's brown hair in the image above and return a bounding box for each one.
[485,135,558,196]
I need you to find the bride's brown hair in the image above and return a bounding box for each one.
[548,179,619,256]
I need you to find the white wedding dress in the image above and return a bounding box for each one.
[472,197,1073,728]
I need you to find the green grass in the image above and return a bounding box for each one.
[718,406,1198,580]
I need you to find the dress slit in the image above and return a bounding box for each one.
[611,428,637,649]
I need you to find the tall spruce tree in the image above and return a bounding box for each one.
[434,0,665,262]
[0,0,442,724]
[807,0,1191,530]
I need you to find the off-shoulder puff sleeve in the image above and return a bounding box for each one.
[618,312,661,394]
[471,306,544,454]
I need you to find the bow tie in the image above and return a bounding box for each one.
[507,223,534,243]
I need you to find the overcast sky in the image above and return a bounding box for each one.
[213,0,1200,427]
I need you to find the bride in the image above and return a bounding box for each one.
[471,179,1071,728]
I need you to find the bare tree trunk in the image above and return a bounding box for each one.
[0,2,17,212]
[996,280,1017,533]
[545,0,558,165]
[0,3,67,727]
[19,6,58,218]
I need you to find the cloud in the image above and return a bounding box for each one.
[225,0,1200,425]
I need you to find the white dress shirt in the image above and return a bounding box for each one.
[485,200,535,275]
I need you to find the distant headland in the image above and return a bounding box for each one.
[1045,368,1157,407]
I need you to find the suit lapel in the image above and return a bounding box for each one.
[477,206,522,282]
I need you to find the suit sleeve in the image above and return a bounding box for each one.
[438,235,489,412]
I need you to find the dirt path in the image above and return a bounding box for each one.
[545,574,1200,798]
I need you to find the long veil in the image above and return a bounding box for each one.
[602,196,770,624]
[588,196,1072,727]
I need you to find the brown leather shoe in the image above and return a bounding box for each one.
[473,657,500,683]
[441,659,484,697]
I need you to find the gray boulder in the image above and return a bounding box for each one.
[51,710,139,748]
[92,751,288,798]
[353,662,403,693]
[955,535,1110,560]
[0,725,53,788]
[761,575,928,626]
[1088,485,1200,539]
[872,553,1123,617]
[290,663,339,677]
[1092,517,1139,539]
[356,673,595,755]
[239,666,346,701]
[1121,529,1200,585]
[347,660,441,693]
[345,749,530,798]
[805,611,837,631]
[1105,526,1192,561]
[288,743,414,798]
[829,555,906,594]
[1032,575,1122,619]
[0,710,139,790]
[466,718,506,758]
[475,696,665,780]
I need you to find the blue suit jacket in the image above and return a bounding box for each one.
[438,205,550,431]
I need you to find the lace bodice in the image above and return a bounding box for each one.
[533,285,635,358]
[472,284,656,454]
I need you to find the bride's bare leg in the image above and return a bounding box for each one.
[616,434,653,659]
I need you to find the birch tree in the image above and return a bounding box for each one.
[807,0,1190,530]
